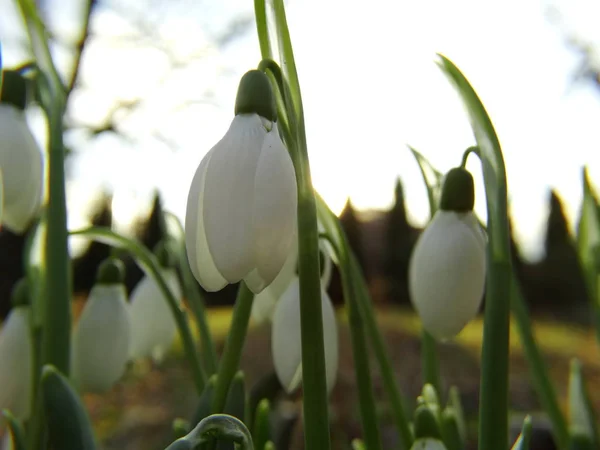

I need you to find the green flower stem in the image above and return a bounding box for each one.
[211,283,254,414]
[332,238,382,450]
[421,331,442,397]
[166,213,218,376]
[351,255,414,450]
[70,227,206,394]
[510,276,569,450]
[254,0,332,446]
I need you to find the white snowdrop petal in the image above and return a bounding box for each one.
[72,284,131,393]
[0,307,32,420]
[252,241,299,324]
[244,268,267,294]
[203,114,267,282]
[185,149,228,292]
[409,211,486,340]
[129,270,181,360]
[0,105,43,233]
[252,124,297,290]
[272,277,339,393]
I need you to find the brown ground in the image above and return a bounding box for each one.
[80,306,600,450]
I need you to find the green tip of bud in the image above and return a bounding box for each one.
[154,240,177,268]
[440,167,475,212]
[414,404,442,440]
[234,70,277,122]
[1,71,27,110]
[10,278,29,307]
[96,258,126,284]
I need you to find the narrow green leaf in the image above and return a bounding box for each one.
[446,387,466,446]
[218,372,247,450]
[191,375,217,427]
[568,359,600,446]
[407,146,444,217]
[440,409,462,450]
[437,54,512,450]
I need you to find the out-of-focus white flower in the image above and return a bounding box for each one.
[0,305,32,420]
[129,269,182,361]
[72,273,131,393]
[271,276,338,394]
[185,70,297,295]
[409,210,486,341]
[0,103,43,233]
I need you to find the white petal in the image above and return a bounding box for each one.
[0,307,32,420]
[252,240,299,324]
[185,148,228,292]
[409,438,448,450]
[129,270,181,361]
[203,114,267,282]
[252,124,298,291]
[272,277,338,394]
[72,284,131,393]
[0,105,43,233]
[244,268,267,294]
[408,211,486,340]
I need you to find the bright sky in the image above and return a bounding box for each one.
[1,0,600,261]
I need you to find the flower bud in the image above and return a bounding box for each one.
[271,276,338,394]
[408,208,486,341]
[129,268,182,361]
[0,94,43,232]
[185,70,297,295]
[71,259,131,393]
[0,304,32,420]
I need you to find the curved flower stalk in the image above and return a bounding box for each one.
[185,70,297,295]
[129,263,183,362]
[409,167,487,340]
[0,299,32,419]
[0,71,43,233]
[71,259,131,393]
[271,276,338,394]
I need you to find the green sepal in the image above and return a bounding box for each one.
[218,371,247,450]
[1,409,27,450]
[439,167,475,212]
[10,277,29,307]
[191,375,217,426]
[95,258,126,284]
[235,70,277,122]
[414,404,442,440]
[252,399,271,450]
[1,70,27,110]
[41,365,98,450]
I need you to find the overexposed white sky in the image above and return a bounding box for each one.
[1,0,600,260]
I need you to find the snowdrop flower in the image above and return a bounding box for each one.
[185,69,297,295]
[409,167,486,341]
[129,243,182,361]
[0,279,32,420]
[271,276,338,394]
[0,71,43,233]
[72,259,131,393]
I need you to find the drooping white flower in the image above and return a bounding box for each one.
[72,277,131,393]
[0,103,43,233]
[409,210,486,340]
[129,269,182,361]
[185,70,297,295]
[271,276,338,394]
[0,306,32,420]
